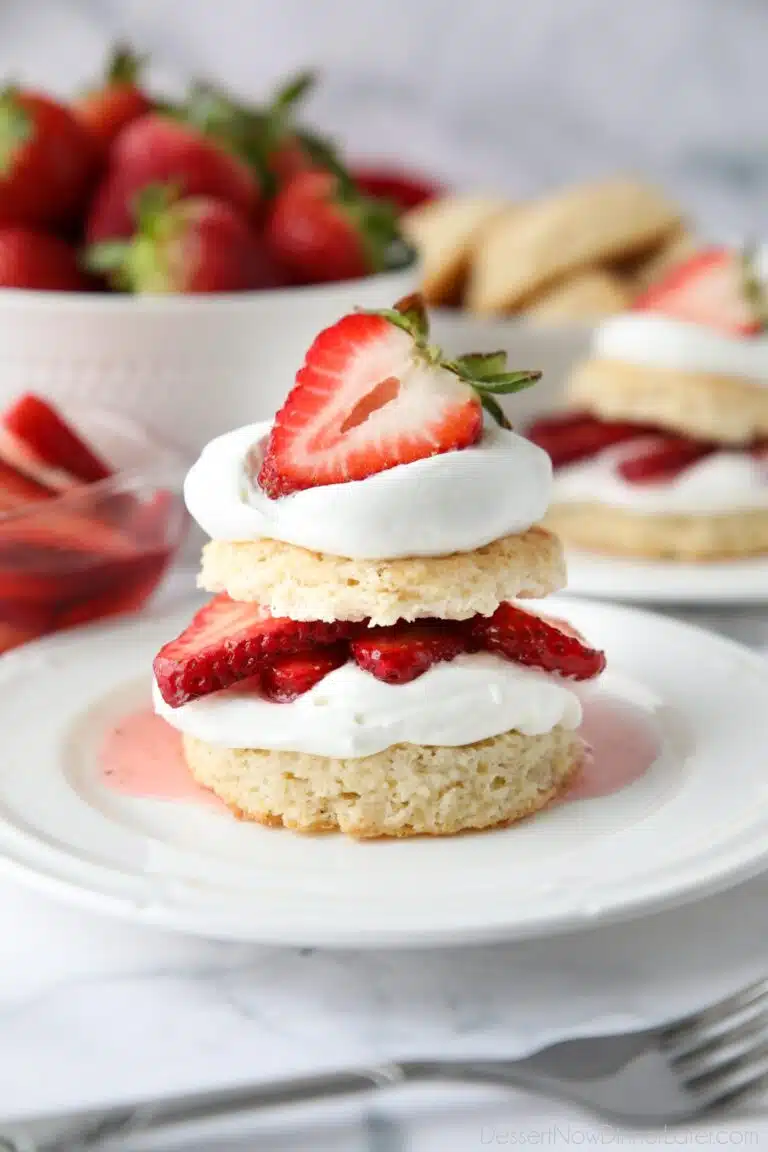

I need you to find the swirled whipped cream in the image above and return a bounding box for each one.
[594,315,768,384]
[554,441,768,515]
[153,652,582,757]
[184,419,553,560]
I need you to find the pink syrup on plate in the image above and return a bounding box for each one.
[100,695,662,814]
[100,708,225,809]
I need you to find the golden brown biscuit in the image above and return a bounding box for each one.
[568,359,768,445]
[401,194,509,305]
[526,269,631,322]
[183,726,583,838]
[467,178,681,315]
[545,503,768,561]
[198,527,565,625]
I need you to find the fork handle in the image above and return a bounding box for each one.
[0,1067,406,1151]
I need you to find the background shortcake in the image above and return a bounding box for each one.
[153,294,605,838]
[528,248,768,561]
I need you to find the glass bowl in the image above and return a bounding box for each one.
[0,408,188,654]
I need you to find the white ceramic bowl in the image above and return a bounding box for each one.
[0,263,420,455]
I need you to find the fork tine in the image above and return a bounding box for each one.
[680,1038,768,1098]
[661,979,768,1048]
[701,1067,768,1116]
[667,1006,768,1070]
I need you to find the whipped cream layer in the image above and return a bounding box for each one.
[154,653,583,758]
[554,442,768,515]
[184,419,552,560]
[594,315,768,384]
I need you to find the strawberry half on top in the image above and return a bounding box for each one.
[634,246,768,336]
[257,293,541,498]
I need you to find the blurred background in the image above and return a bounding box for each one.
[0,0,763,234]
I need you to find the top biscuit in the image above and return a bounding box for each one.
[467,178,681,315]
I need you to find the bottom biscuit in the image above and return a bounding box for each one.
[183,727,583,839]
[546,503,768,561]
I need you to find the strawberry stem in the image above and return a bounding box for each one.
[106,43,146,85]
[367,293,542,427]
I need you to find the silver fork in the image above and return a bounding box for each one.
[2,978,768,1150]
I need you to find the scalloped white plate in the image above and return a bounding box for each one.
[563,550,768,605]
[1,596,768,947]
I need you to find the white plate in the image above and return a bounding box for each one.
[2,597,768,948]
[564,550,768,605]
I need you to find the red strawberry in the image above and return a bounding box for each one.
[0,229,91,292]
[73,44,152,155]
[351,621,470,684]
[0,456,55,512]
[257,294,541,498]
[85,112,260,242]
[261,644,348,702]
[2,393,111,485]
[0,89,96,228]
[634,248,764,336]
[617,436,714,484]
[351,164,443,213]
[471,603,605,681]
[88,187,282,293]
[526,412,655,469]
[0,611,51,653]
[266,169,402,284]
[153,593,357,707]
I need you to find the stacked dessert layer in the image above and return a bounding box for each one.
[528,249,768,561]
[153,296,606,838]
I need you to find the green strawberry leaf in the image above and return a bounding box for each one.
[471,370,541,394]
[478,393,512,430]
[271,71,316,114]
[0,88,32,177]
[453,351,508,380]
[740,243,768,334]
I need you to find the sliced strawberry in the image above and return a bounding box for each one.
[471,602,605,681]
[2,394,111,486]
[634,248,763,335]
[526,412,653,469]
[0,617,49,653]
[0,456,55,511]
[153,593,357,707]
[261,644,348,702]
[350,620,470,684]
[617,436,715,484]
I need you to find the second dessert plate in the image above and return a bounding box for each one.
[563,550,768,605]
[1,596,768,948]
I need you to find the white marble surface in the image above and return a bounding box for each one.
[1,571,768,1149]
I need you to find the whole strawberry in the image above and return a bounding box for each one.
[266,170,404,284]
[73,43,152,155]
[0,228,90,290]
[0,88,96,228]
[88,186,282,293]
[85,112,261,242]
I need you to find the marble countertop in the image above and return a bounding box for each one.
[3,574,768,1150]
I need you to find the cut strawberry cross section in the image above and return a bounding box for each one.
[153,593,358,707]
[471,602,606,681]
[257,293,540,498]
[634,247,767,336]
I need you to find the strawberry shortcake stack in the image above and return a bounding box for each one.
[528,248,768,560]
[152,295,605,838]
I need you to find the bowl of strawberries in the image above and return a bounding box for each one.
[0,55,424,452]
[0,390,187,655]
